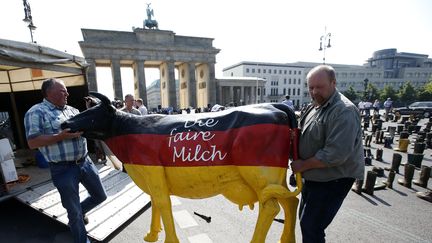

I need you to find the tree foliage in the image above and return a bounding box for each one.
[342,85,357,102]
[397,81,417,106]
[380,84,398,101]
[366,83,380,101]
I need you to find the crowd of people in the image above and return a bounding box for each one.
[357,97,393,119]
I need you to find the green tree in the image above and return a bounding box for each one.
[417,81,432,101]
[366,83,380,101]
[342,86,357,102]
[380,84,397,101]
[397,81,417,105]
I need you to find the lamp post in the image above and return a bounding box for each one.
[255,62,259,104]
[363,78,369,100]
[318,27,331,64]
[22,0,36,43]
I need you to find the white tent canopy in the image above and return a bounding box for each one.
[0,38,87,93]
[0,38,88,148]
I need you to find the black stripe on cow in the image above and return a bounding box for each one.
[111,103,297,136]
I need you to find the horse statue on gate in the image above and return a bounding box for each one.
[61,92,302,243]
[144,3,159,29]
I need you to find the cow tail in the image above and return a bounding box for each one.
[289,128,303,192]
[260,183,301,203]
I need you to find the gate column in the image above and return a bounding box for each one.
[111,59,123,99]
[133,60,147,106]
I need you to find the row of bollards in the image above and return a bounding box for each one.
[352,163,431,195]
[355,113,431,200]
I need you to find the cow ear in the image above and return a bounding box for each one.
[90,92,111,106]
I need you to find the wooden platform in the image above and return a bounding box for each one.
[1,153,151,242]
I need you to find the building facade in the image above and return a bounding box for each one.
[222,49,432,107]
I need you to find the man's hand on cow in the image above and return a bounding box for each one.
[84,96,98,109]
[59,128,83,139]
[291,159,305,173]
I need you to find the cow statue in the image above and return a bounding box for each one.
[61,92,303,243]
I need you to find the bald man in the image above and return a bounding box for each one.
[291,65,364,243]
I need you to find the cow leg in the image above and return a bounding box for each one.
[146,172,179,243]
[124,165,179,243]
[144,198,162,242]
[154,192,179,243]
[251,198,280,243]
[278,197,299,243]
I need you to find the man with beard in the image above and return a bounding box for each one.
[291,65,364,243]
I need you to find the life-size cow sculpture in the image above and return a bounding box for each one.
[61,92,302,243]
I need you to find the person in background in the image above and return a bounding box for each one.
[135,98,148,115]
[384,97,393,119]
[363,100,372,116]
[121,94,141,115]
[373,99,381,115]
[24,78,107,243]
[291,65,364,243]
[282,95,295,110]
[357,100,365,115]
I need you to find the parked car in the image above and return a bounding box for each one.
[393,101,432,118]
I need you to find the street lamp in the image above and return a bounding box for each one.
[363,78,369,100]
[22,0,36,43]
[319,27,331,64]
[255,62,259,104]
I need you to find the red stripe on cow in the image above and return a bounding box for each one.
[105,123,292,168]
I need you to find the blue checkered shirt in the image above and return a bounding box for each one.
[24,99,87,163]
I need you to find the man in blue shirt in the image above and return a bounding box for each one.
[24,78,107,243]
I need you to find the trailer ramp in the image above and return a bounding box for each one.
[15,165,150,242]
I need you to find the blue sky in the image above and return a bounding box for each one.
[2,0,431,99]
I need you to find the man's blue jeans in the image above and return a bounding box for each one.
[50,157,107,243]
[299,178,355,243]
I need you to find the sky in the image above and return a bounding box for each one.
[2,0,432,100]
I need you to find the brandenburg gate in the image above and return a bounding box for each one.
[79,28,220,109]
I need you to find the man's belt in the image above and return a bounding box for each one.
[51,156,87,165]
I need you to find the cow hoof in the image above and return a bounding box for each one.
[144,232,159,242]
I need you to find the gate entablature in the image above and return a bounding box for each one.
[79,28,220,109]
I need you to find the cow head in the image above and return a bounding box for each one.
[61,92,117,140]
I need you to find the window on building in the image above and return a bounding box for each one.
[289,70,292,74]
[293,78,296,84]
[288,88,291,95]
[294,70,297,75]
[284,78,286,84]
[299,71,302,75]
[263,69,266,74]
[284,70,287,74]
[273,70,277,74]
[297,88,300,96]
[252,68,255,73]
[279,70,282,74]
[258,69,261,73]
[283,88,286,95]
[230,72,233,76]
[289,78,291,84]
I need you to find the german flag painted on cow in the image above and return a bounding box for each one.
[104,103,295,168]
[62,93,302,242]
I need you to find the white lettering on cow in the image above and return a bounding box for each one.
[184,118,219,129]
[168,118,227,164]
[173,145,227,162]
